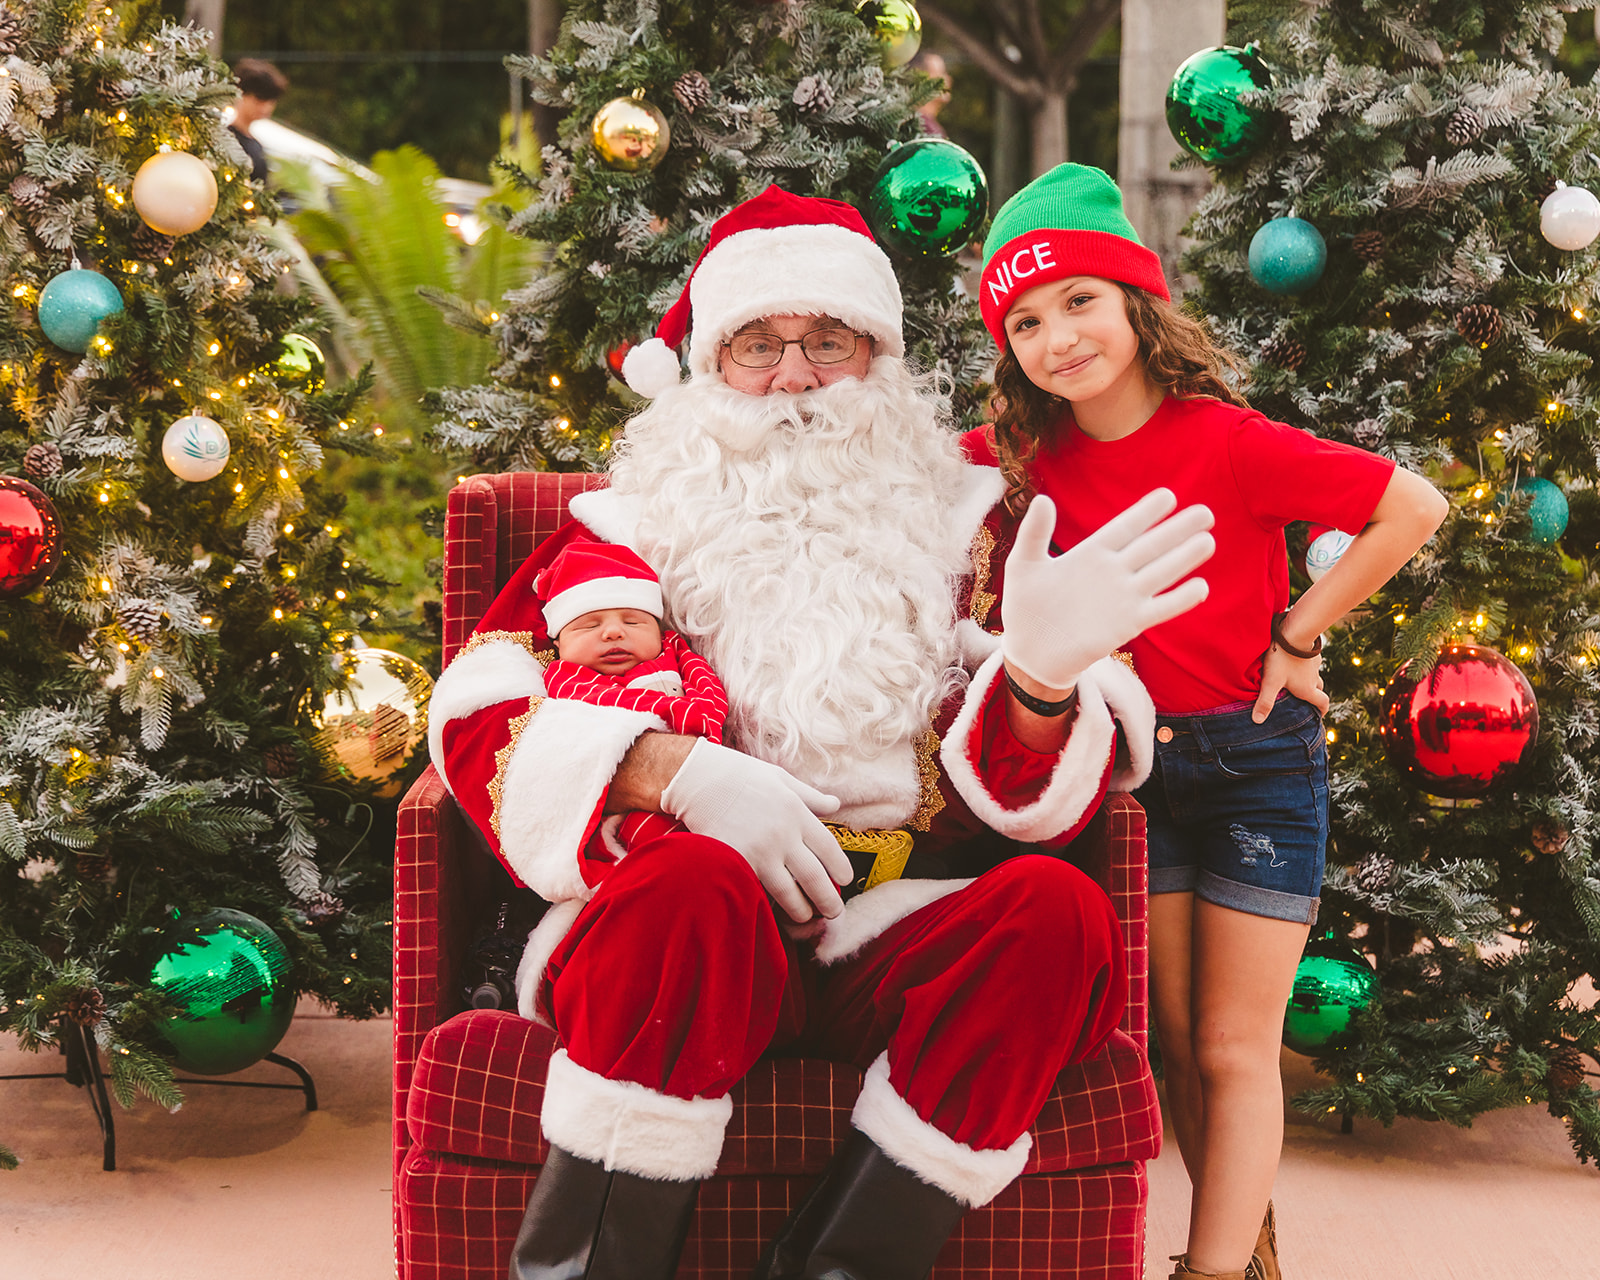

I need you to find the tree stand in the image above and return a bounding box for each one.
[1,1024,317,1171]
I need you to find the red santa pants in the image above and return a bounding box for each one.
[542,827,1125,1156]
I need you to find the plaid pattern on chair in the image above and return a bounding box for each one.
[395,472,1161,1280]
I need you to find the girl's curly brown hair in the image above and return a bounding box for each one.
[991,284,1250,514]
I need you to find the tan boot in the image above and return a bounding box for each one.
[1168,1255,1263,1280]
[1252,1201,1281,1280]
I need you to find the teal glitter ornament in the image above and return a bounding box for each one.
[37,267,125,353]
[1283,932,1380,1055]
[1249,217,1327,295]
[1511,477,1569,545]
[864,138,989,258]
[150,908,295,1075]
[1165,44,1274,165]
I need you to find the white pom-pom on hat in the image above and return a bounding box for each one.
[621,337,683,399]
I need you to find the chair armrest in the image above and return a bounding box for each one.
[1063,791,1149,1049]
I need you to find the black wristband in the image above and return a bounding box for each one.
[1004,667,1080,717]
[1271,610,1323,659]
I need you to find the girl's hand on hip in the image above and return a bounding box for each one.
[1254,644,1329,723]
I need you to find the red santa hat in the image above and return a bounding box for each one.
[534,543,663,638]
[621,184,905,398]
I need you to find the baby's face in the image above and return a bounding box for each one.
[556,608,663,676]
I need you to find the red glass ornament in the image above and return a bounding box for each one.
[0,476,64,599]
[605,340,634,381]
[1380,645,1538,798]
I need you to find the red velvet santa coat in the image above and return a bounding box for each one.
[428,450,1156,1016]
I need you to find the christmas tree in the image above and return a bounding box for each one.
[432,0,994,472]
[0,1,405,1114]
[1180,0,1600,1160]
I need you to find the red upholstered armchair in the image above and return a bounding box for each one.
[394,472,1162,1280]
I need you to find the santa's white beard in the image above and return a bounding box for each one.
[608,359,973,797]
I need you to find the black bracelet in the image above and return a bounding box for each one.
[1271,610,1323,659]
[1004,667,1080,717]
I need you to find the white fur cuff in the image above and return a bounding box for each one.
[540,1048,733,1180]
[515,899,584,1026]
[813,877,972,966]
[851,1053,1030,1208]
[428,639,549,795]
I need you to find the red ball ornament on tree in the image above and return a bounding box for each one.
[1380,645,1539,798]
[0,476,64,599]
[606,340,634,382]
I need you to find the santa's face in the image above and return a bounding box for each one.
[715,313,874,396]
[608,357,972,801]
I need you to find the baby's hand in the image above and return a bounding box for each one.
[1253,644,1329,723]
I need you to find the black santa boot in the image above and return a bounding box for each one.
[750,1130,967,1280]
[508,1143,700,1280]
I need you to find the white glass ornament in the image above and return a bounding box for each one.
[1540,181,1600,252]
[1305,527,1355,583]
[132,151,219,236]
[161,415,231,481]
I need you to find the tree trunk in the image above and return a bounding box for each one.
[1030,88,1069,177]
[183,0,226,57]
[1116,0,1226,292]
[529,0,562,151]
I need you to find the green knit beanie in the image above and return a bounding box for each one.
[979,163,1169,348]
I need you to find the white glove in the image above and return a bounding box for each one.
[660,738,852,923]
[1001,491,1215,688]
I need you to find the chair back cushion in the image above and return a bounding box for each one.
[444,472,607,663]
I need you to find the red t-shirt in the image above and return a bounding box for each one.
[970,396,1395,714]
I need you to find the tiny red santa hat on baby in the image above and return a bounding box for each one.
[621,184,905,397]
[534,543,663,638]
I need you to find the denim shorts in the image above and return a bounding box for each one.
[1133,694,1327,925]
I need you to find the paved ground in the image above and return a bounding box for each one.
[1,1002,1595,1280]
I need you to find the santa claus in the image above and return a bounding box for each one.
[429,186,1214,1280]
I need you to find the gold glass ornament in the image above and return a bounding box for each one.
[131,151,219,236]
[592,91,671,172]
[312,648,433,797]
[855,0,922,69]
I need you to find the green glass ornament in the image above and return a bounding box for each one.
[37,267,125,353]
[150,908,295,1075]
[865,138,989,259]
[1283,932,1379,1055]
[273,333,326,390]
[855,0,922,69]
[1165,44,1274,165]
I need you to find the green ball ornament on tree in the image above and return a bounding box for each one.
[37,266,125,353]
[1508,476,1569,545]
[1165,43,1274,164]
[855,0,922,69]
[1283,931,1380,1055]
[865,138,989,259]
[273,333,326,391]
[149,908,295,1076]
[1249,217,1327,294]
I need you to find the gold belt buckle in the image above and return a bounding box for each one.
[825,824,914,893]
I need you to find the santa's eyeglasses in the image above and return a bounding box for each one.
[722,327,865,369]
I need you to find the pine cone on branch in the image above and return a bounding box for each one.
[300,890,347,928]
[0,9,22,55]
[1547,1044,1585,1094]
[1444,106,1483,146]
[1532,820,1570,854]
[117,599,163,644]
[132,223,177,260]
[1352,230,1385,264]
[9,175,48,211]
[273,583,303,614]
[792,74,835,116]
[1355,852,1397,893]
[1455,303,1502,347]
[672,71,711,113]
[263,742,299,778]
[23,441,63,479]
[1260,335,1307,372]
[63,987,106,1028]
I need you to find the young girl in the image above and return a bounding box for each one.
[968,164,1448,1280]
